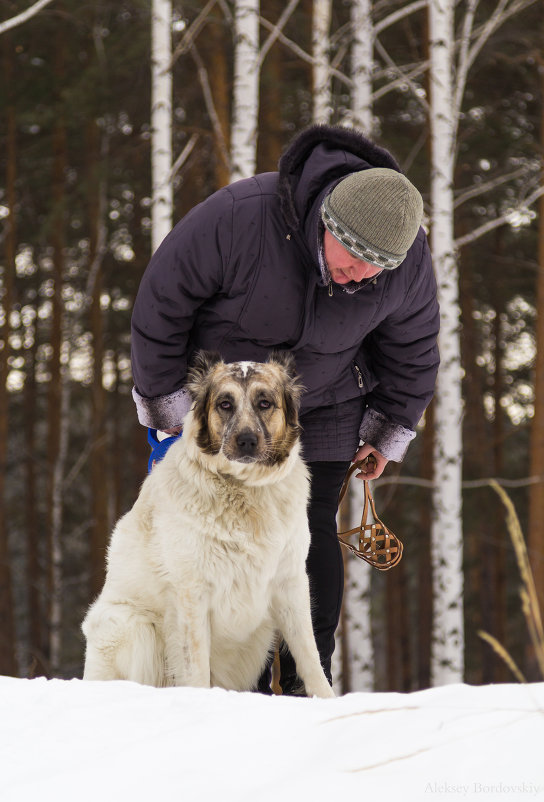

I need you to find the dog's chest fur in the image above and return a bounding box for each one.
[125,451,309,645]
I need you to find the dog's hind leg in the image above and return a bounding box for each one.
[82,603,165,686]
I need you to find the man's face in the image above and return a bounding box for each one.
[323,229,383,284]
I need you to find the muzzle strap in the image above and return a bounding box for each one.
[337,460,403,570]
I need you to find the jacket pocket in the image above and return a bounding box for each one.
[353,362,365,392]
[352,355,378,395]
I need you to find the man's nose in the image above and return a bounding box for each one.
[347,262,366,281]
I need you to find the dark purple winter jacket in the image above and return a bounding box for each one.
[131,125,440,462]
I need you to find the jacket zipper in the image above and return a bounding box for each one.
[328,279,333,297]
[354,364,364,389]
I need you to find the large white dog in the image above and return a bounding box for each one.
[82,352,334,698]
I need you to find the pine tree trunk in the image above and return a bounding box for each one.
[428,0,464,685]
[528,51,544,633]
[88,120,109,598]
[207,11,231,188]
[110,351,123,526]
[491,269,507,682]
[46,110,66,674]
[258,0,284,172]
[49,360,71,674]
[417,404,434,689]
[24,342,43,676]
[459,255,487,684]
[0,36,17,676]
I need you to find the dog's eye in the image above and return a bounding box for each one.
[219,400,232,411]
[258,399,272,410]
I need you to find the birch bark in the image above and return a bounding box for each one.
[428,0,464,684]
[151,0,173,252]
[337,0,375,693]
[312,0,332,123]
[230,0,260,181]
[350,0,373,131]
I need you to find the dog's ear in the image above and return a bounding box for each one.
[186,351,223,399]
[267,350,297,380]
[186,351,223,454]
[268,351,304,430]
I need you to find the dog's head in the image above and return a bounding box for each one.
[185,351,303,475]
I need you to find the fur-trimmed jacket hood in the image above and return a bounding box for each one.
[278,124,401,232]
[131,125,440,462]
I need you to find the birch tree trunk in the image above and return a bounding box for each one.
[151,0,173,252]
[428,0,464,684]
[349,0,373,131]
[230,0,260,181]
[336,0,375,693]
[312,0,332,123]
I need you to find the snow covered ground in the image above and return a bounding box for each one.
[1,676,543,802]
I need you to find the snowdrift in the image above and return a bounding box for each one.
[1,676,543,801]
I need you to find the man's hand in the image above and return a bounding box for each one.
[352,443,388,480]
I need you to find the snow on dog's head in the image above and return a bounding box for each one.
[183,351,303,482]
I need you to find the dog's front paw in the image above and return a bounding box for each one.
[305,679,335,699]
[314,684,336,699]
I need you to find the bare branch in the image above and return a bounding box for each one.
[216,0,233,25]
[0,0,54,34]
[258,15,353,88]
[256,0,300,70]
[372,39,429,110]
[371,58,429,102]
[373,0,427,35]
[168,133,199,182]
[402,128,428,174]
[168,0,217,69]
[374,474,544,490]
[189,43,231,174]
[453,0,479,125]
[454,166,537,209]
[462,0,537,82]
[454,185,544,249]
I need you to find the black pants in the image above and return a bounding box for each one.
[258,459,351,693]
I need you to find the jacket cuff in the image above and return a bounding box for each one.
[359,408,416,462]
[132,386,193,430]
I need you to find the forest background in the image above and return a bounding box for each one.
[0,0,543,693]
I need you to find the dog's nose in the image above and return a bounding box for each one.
[236,430,258,456]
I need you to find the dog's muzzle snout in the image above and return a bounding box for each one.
[236,429,258,458]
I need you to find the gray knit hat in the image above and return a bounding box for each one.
[321,168,423,269]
